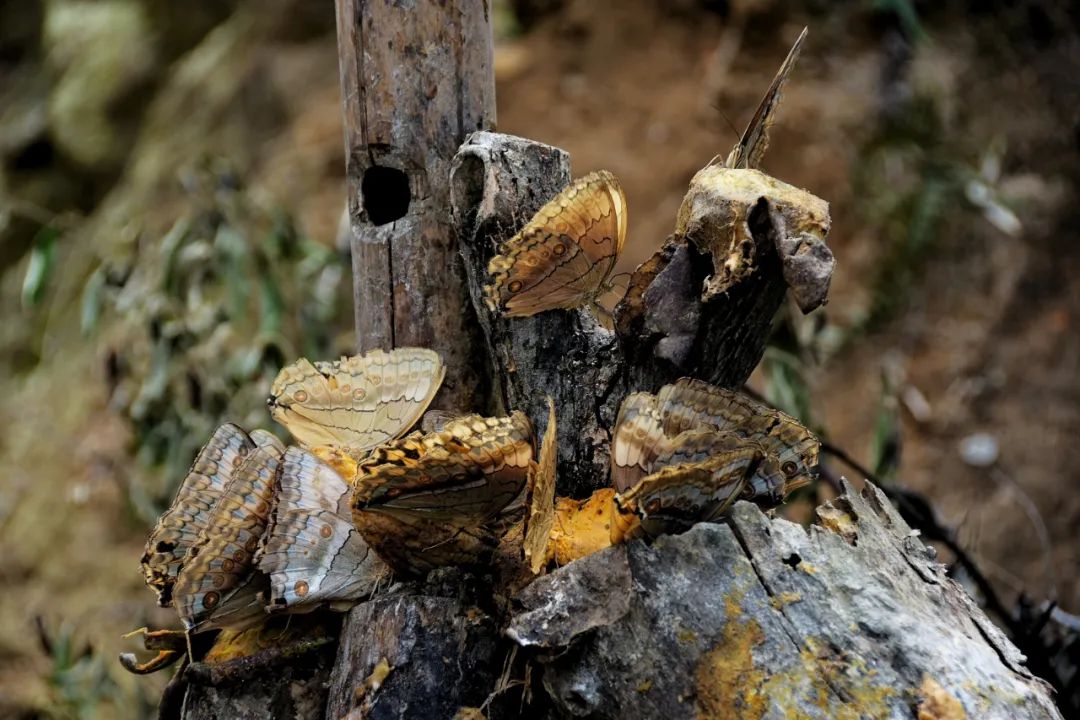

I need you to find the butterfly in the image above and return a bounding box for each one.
[722,27,808,171]
[611,445,775,541]
[259,446,390,614]
[654,378,819,489]
[171,431,285,633]
[611,378,819,496]
[484,170,628,317]
[140,424,276,607]
[268,347,445,451]
[523,398,558,574]
[349,412,535,574]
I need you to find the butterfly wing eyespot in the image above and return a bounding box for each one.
[259,446,389,614]
[484,170,627,317]
[268,348,445,450]
[202,591,219,609]
[781,461,799,478]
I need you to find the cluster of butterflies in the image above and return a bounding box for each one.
[126,345,817,674]
[125,29,819,675]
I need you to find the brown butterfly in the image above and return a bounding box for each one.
[140,424,271,606]
[611,445,773,541]
[350,412,534,574]
[654,378,819,489]
[722,27,807,171]
[171,432,285,633]
[612,378,819,495]
[484,170,628,317]
[523,398,558,574]
[268,347,445,451]
[259,446,390,614]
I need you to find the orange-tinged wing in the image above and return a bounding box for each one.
[485,170,627,317]
[352,412,534,529]
[524,398,558,574]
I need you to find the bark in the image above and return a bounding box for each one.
[337,0,495,413]
[510,480,1062,719]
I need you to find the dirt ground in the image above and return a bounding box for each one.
[0,1,1076,716]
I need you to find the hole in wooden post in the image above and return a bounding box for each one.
[362,166,410,226]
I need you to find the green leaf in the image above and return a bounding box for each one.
[21,226,59,309]
[80,267,106,335]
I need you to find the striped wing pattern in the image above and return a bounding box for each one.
[485,170,627,317]
[171,432,285,633]
[140,424,255,606]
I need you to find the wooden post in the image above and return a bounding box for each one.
[336,0,495,412]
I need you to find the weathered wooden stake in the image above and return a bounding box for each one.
[336,0,495,412]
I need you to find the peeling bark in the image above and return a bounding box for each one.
[509,482,1062,720]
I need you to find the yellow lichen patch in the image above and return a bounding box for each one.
[677,627,698,644]
[917,677,967,720]
[636,678,653,693]
[769,592,803,611]
[816,505,858,544]
[550,489,617,566]
[757,638,898,719]
[694,594,768,719]
[354,657,393,708]
[452,708,487,720]
[204,627,273,663]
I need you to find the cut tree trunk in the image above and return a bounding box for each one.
[176,2,1064,718]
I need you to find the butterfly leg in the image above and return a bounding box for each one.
[119,627,188,674]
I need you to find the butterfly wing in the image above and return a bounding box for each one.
[524,398,558,574]
[655,378,819,487]
[141,424,255,606]
[350,511,501,577]
[268,348,445,451]
[610,392,667,492]
[172,440,283,633]
[353,412,534,528]
[725,27,807,170]
[260,447,389,613]
[614,447,762,539]
[485,170,627,317]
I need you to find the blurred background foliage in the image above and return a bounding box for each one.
[82,160,348,525]
[1,0,1077,717]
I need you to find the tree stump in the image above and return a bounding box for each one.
[176,2,1063,717]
